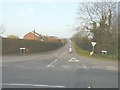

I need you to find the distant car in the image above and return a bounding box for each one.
[69,47,72,53]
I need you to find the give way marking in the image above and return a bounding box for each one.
[68,57,79,62]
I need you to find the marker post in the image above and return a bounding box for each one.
[90,42,96,56]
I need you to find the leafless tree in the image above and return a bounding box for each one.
[74,2,118,55]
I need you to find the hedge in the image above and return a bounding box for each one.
[2,38,63,55]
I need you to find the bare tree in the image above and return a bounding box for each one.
[74,2,118,55]
[77,2,117,31]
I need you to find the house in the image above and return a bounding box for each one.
[47,36,63,43]
[24,30,43,41]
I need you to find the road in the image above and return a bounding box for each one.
[2,42,118,88]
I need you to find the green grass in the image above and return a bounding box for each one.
[73,43,118,61]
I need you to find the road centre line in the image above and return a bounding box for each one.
[2,83,65,88]
[58,50,67,59]
[46,50,67,67]
[46,59,58,67]
[58,54,64,58]
[82,64,87,69]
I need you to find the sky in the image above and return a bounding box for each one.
[1,2,79,38]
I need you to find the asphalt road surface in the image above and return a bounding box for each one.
[2,42,118,88]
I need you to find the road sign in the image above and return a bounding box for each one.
[91,42,96,47]
[90,42,96,56]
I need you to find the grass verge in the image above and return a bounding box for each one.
[73,43,118,61]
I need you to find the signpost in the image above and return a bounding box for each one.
[90,42,96,56]
[20,48,26,55]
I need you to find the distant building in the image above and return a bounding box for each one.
[23,30,63,43]
[47,36,63,43]
[24,30,43,41]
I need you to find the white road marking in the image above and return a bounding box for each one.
[46,59,58,67]
[82,64,87,69]
[68,57,79,62]
[91,66,103,69]
[58,50,67,59]
[48,65,54,68]
[88,86,91,88]
[58,54,64,58]
[2,83,65,88]
[104,66,118,71]
[49,85,65,88]
[46,50,67,68]
[89,65,118,71]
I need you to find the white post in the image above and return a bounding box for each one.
[90,42,96,55]
[20,48,26,55]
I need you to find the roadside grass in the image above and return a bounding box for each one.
[73,43,118,61]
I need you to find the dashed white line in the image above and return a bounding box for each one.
[82,64,87,69]
[46,50,67,68]
[58,55,64,58]
[46,59,58,67]
[58,50,67,59]
[2,83,65,88]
